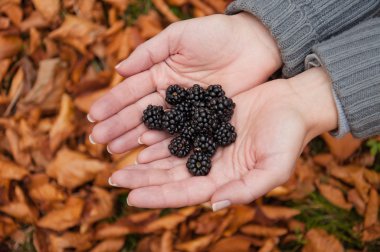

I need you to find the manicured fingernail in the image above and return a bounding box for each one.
[89,134,96,144]
[106,145,113,154]
[212,200,231,212]
[115,62,122,69]
[126,197,132,206]
[87,114,95,123]
[137,137,143,145]
[108,177,118,187]
[134,159,139,165]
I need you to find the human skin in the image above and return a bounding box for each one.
[109,67,338,210]
[87,13,281,153]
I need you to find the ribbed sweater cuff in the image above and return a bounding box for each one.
[226,0,380,78]
[305,18,380,138]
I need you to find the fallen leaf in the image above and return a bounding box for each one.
[0,158,28,181]
[189,0,214,16]
[258,238,277,252]
[224,205,255,236]
[363,168,380,188]
[362,223,380,242]
[160,230,173,252]
[209,235,252,252]
[46,148,108,189]
[0,3,22,27]
[259,205,300,220]
[241,225,287,237]
[364,187,379,228]
[175,234,214,252]
[313,153,334,167]
[37,196,84,231]
[0,35,22,59]
[347,189,365,215]
[191,208,228,235]
[136,10,162,39]
[74,87,111,113]
[20,11,49,31]
[49,232,93,252]
[27,173,66,203]
[266,186,291,197]
[0,215,18,240]
[104,0,129,11]
[322,133,362,161]
[91,238,125,252]
[302,228,344,252]
[49,94,75,152]
[152,0,180,23]
[317,183,352,210]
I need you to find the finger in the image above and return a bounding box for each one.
[137,138,172,164]
[139,130,171,146]
[91,92,165,144]
[210,156,294,211]
[127,176,217,208]
[115,24,179,77]
[110,165,190,189]
[123,157,186,170]
[107,124,147,154]
[88,70,156,122]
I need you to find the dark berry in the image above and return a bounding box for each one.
[213,122,237,146]
[209,96,235,121]
[166,85,187,105]
[162,108,186,134]
[180,122,197,140]
[194,135,217,157]
[142,105,164,130]
[176,102,192,120]
[187,84,205,104]
[169,136,192,157]
[186,152,211,176]
[191,107,217,132]
[205,85,225,101]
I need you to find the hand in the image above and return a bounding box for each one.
[88,13,281,153]
[109,68,338,209]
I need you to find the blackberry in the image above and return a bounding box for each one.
[205,85,225,101]
[209,96,235,121]
[176,102,192,120]
[166,85,187,105]
[180,122,197,141]
[191,107,217,132]
[186,152,212,176]
[162,108,186,134]
[213,122,237,146]
[142,105,164,130]
[194,135,217,157]
[169,136,192,157]
[187,84,205,104]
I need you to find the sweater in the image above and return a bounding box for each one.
[226,0,380,138]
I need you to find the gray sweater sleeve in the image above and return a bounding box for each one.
[305,18,380,138]
[226,0,380,77]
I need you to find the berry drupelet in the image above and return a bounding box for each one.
[187,84,205,104]
[142,105,164,130]
[205,84,225,101]
[165,84,187,105]
[169,136,192,157]
[186,152,212,176]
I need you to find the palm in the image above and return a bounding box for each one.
[88,14,280,153]
[111,80,308,208]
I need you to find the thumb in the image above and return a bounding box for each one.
[115,23,181,77]
[210,156,295,211]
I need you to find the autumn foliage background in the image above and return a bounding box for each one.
[1,0,380,251]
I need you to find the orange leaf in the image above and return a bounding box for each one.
[37,197,84,231]
[210,235,252,252]
[0,35,22,59]
[317,183,352,210]
[91,238,125,252]
[152,0,179,23]
[322,133,362,161]
[362,223,380,242]
[224,205,256,236]
[31,0,60,22]
[302,228,344,252]
[364,187,379,228]
[347,189,365,215]
[258,238,277,252]
[0,158,28,181]
[0,3,22,26]
[27,174,66,203]
[0,216,18,240]
[260,205,300,220]
[240,225,288,237]
[175,234,214,252]
[74,87,111,113]
[48,232,93,252]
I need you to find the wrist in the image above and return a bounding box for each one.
[288,67,338,140]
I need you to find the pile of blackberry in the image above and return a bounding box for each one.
[142,84,236,176]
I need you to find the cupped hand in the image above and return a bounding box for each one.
[109,68,338,210]
[88,13,281,153]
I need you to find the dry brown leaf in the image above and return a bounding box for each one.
[74,0,95,20]
[260,205,300,220]
[20,11,49,31]
[104,0,129,11]
[49,15,105,54]
[266,186,291,197]
[302,228,344,252]
[347,189,365,215]
[0,215,18,240]
[28,27,41,54]
[224,205,255,236]
[0,35,22,59]
[209,235,253,252]
[91,238,125,252]
[49,232,93,252]
[175,234,214,252]
[364,187,379,228]
[0,58,11,83]
[49,94,75,152]
[152,0,180,23]
[317,183,352,210]
[287,220,305,232]
[74,87,111,113]
[362,223,380,242]
[0,186,38,224]
[136,10,162,39]
[0,16,10,29]
[204,0,227,13]
[27,174,66,203]
[46,148,108,189]
[0,158,28,180]
[191,208,228,235]
[81,187,114,233]
[258,238,277,252]
[363,168,380,187]
[0,3,22,26]
[37,196,84,231]
[160,230,173,252]
[32,0,60,22]
[241,225,288,237]
[313,153,334,167]
[322,133,362,161]
[190,0,214,15]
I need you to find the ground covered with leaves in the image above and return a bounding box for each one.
[1,0,380,251]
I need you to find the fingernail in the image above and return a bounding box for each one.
[134,159,139,165]
[108,177,118,187]
[89,134,96,145]
[115,62,122,69]
[212,200,231,212]
[137,137,143,145]
[106,145,113,154]
[87,114,95,123]
[126,197,132,206]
